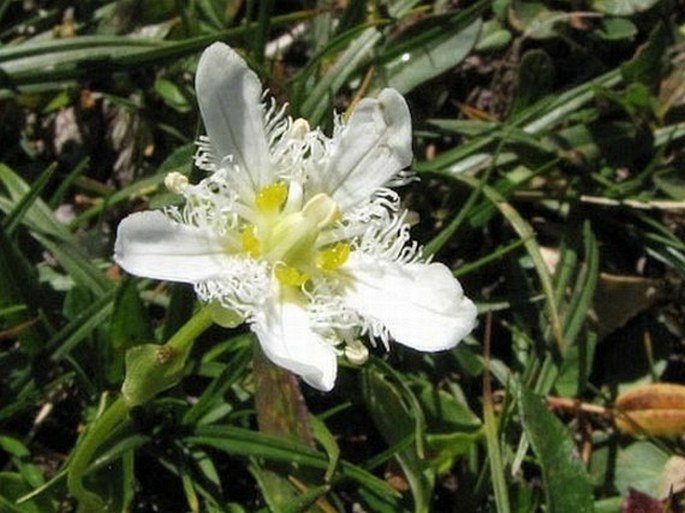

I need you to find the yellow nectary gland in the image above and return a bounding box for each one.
[242,225,261,257]
[255,182,288,213]
[274,263,309,286]
[317,242,351,271]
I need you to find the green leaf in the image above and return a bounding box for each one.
[162,283,196,341]
[0,436,44,489]
[508,0,572,39]
[483,376,511,513]
[107,279,155,384]
[453,174,565,351]
[592,0,662,15]
[33,233,111,297]
[154,77,192,113]
[186,425,398,499]
[299,0,423,124]
[621,23,668,87]
[475,19,513,51]
[181,341,250,425]
[653,169,685,200]
[518,387,594,513]
[72,143,195,228]
[247,461,301,513]
[378,17,482,94]
[291,20,381,111]
[418,385,482,433]
[300,26,381,125]
[614,442,670,496]
[110,280,154,350]
[0,472,55,513]
[555,221,600,396]
[362,367,433,513]
[0,11,318,92]
[0,163,70,239]
[593,18,638,41]
[511,49,555,113]
[0,164,110,297]
[425,432,481,474]
[310,414,341,482]
[416,68,623,174]
[280,484,331,513]
[249,0,274,66]
[0,223,45,355]
[2,163,56,236]
[48,288,116,360]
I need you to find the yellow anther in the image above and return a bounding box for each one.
[274,263,309,287]
[255,182,288,213]
[317,242,351,271]
[242,225,261,257]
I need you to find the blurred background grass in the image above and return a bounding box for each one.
[0,1,684,512]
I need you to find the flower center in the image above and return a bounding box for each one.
[242,182,350,286]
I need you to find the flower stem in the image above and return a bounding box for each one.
[67,397,129,513]
[68,305,215,511]
[166,304,215,356]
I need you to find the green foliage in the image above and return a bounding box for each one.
[0,0,683,512]
[363,365,434,513]
[519,387,594,513]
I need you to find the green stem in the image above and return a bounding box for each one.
[67,397,129,513]
[166,305,214,356]
[68,306,215,511]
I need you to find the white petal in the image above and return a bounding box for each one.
[252,294,337,392]
[341,253,477,351]
[321,88,413,211]
[114,211,230,283]
[196,43,271,194]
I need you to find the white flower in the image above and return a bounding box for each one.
[114,43,477,392]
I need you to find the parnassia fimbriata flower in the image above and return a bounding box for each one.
[114,42,477,391]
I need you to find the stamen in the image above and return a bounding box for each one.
[344,339,369,365]
[290,118,310,139]
[317,242,350,271]
[164,172,189,193]
[242,225,261,257]
[255,182,288,213]
[274,263,309,286]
